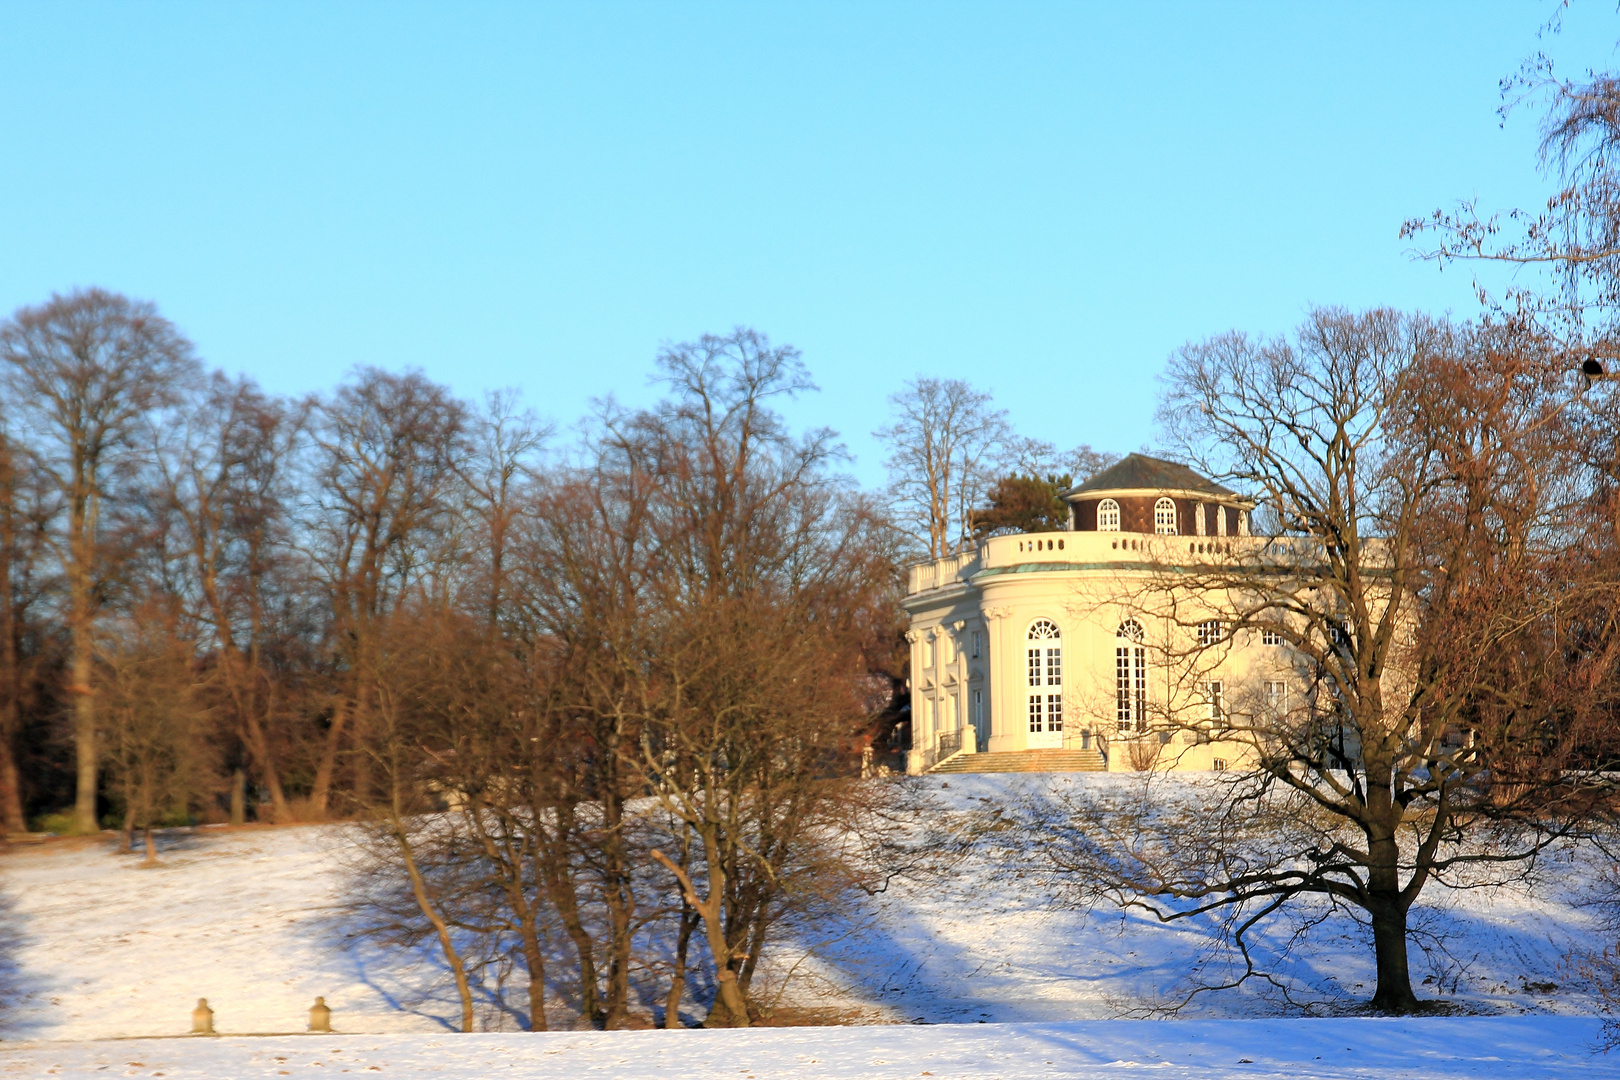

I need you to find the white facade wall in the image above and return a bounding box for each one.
[903,531,1289,774]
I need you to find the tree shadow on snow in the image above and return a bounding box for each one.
[802,775,1607,1023]
[0,875,57,1039]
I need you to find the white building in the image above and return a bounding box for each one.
[902,453,1285,775]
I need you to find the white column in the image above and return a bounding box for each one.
[984,606,1011,752]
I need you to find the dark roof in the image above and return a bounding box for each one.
[1063,453,1238,499]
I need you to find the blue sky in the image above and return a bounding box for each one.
[1,2,1615,486]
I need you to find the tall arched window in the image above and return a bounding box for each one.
[1026,619,1063,747]
[1154,497,1178,534]
[1116,619,1146,732]
[1097,498,1120,532]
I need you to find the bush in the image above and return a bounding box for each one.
[29,812,77,836]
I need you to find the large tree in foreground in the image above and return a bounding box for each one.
[1017,308,1617,1014]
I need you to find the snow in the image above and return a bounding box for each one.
[0,774,1614,1078]
[1,1018,1612,1079]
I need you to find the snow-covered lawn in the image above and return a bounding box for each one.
[1,1018,1611,1079]
[0,774,1613,1078]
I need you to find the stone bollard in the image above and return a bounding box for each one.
[191,998,214,1034]
[309,996,332,1033]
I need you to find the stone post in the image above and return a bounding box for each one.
[191,998,214,1034]
[309,996,332,1033]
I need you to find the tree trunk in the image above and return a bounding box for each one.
[309,698,350,819]
[229,767,246,826]
[1368,896,1421,1013]
[71,628,97,833]
[665,906,699,1029]
[0,454,24,837]
[242,706,291,823]
[541,843,603,1026]
[599,789,634,1029]
[520,923,548,1032]
[68,486,98,835]
[142,825,158,867]
[395,822,475,1032]
[0,732,24,835]
[652,847,749,1028]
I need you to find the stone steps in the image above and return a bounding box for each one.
[929,748,1106,774]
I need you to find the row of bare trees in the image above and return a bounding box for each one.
[0,308,913,1026]
[342,334,912,1028]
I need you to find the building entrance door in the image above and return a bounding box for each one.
[1028,711,1062,749]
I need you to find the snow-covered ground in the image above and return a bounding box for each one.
[2,1017,1612,1079]
[844,775,1610,1023]
[0,774,1613,1077]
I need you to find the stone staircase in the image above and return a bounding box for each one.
[929,748,1106,774]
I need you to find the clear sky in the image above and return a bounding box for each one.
[1,2,1615,486]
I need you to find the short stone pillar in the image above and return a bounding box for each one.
[309,996,332,1032]
[191,998,214,1034]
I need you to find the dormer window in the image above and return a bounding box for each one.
[1154,497,1178,535]
[1097,498,1120,532]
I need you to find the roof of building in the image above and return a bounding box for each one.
[1062,453,1239,499]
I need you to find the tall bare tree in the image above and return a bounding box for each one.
[0,289,197,832]
[1016,308,1614,1014]
[453,389,548,631]
[0,430,53,833]
[876,377,1010,558]
[305,368,465,817]
[154,374,306,822]
[622,331,892,1025]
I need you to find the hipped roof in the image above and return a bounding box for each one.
[1062,453,1239,500]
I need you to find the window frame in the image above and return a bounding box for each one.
[1097,498,1121,532]
[1115,618,1147,732]
[1154,497,1178,534]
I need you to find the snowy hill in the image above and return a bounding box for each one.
[0,774,1613,1077]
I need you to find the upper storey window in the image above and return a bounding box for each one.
[1097,498,1120,532]
[1154,497,1178,534]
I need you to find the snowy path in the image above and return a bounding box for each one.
[1,1017,1611,1079]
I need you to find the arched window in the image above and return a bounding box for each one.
[1026,619,1063,746]
[1097,498,1120,532]
[1154,497,1178,534]
[1116,619,1146,733]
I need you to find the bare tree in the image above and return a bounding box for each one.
[624,332,892,1026]
[0,289,198,832]
[1405,57,1620,361]
[99,603,218,864]
[154,374,306,822]
[876,377,1010,558]
[0,431,52,833]
[452,389,549,631]
[1018,308,1614,1014]
[305,368,465,817]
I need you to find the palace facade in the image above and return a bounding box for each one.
[902,453,1289,775]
